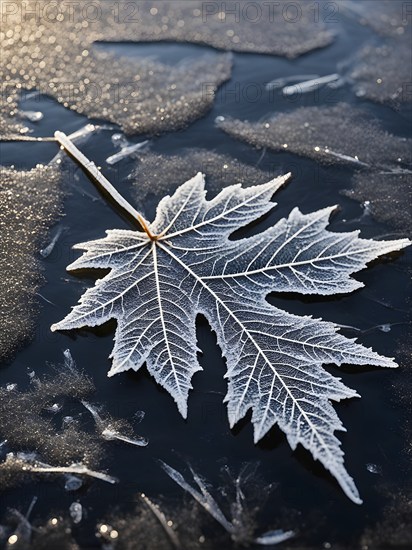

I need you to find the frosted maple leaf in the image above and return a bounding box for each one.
[51,132,410,504]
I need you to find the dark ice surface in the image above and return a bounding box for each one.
[0,1,411,548]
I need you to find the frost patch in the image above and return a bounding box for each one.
[342,0,409,38]
[351,41,412,106]
[0,351,145,491]
[0,353,99,474]
[161,461,294,546]
[344,172,412,236]
[0,507,80,550]
[109,0,334,58]
[342,1,411,106]
[217,104,412,168]
[1,1,232,137]
[0,165,62,362]
[129,149,278,210]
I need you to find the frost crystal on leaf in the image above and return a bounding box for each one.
[52,158,410,504]
[129,149,278,214]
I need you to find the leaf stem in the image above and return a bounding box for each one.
[54,131,155,238]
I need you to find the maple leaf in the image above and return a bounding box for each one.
[51,132,410,504]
